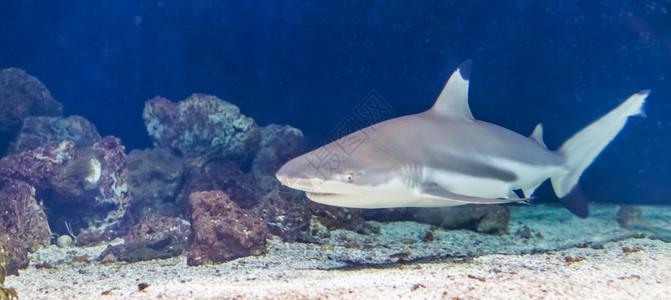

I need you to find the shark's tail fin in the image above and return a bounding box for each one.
[550,90,649,216]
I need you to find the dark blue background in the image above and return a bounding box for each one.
[1,1,669,205]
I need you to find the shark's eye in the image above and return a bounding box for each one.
[345,174,353,183]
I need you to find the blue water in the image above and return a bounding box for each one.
[1,1,669,205]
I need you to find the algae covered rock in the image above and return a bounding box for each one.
[187,190,268,266]
[0,68,63,133]
[143,94,261,162]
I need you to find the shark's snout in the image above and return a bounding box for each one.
[275,168,323,193]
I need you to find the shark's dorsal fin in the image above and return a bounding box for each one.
[530,123,547,148]
[430,60,474,120]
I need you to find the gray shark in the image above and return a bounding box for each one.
[276,60,648,217]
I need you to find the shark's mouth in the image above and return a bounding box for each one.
[306,192,339,197]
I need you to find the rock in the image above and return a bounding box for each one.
[187,191,268,266]
[50,146,105,199]
[0,68,62,133]
[308,201,378,235]
[411,205,510,234]
[9,115,100,154]
[251,124,304,193]
[98,236,185,263]
[0,136,131,246]
[0,179,51,275]
[49,136,128,211]
[360,208,416,223]
[143,94,261,163]
[252,188,310,242]
[616,205,642,228]
[73,136,130,245]
[253,186,376,242]
[306,216,332,241]
[178,160,262,210]
[97,215,189,263]
[123,215,190,246]
[0,140,75,191]
[56,235,73,248]
[127,148,184,216]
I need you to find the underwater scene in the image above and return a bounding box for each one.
[1,1,670,299]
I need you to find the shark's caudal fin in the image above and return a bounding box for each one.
[551,90,649,203]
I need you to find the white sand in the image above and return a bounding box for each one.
[6,204,671,299]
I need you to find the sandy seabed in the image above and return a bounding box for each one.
[6,204,671,299]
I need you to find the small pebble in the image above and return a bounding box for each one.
[138,282,150,291]
[57,235,73,248]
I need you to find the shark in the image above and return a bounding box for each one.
[275,60,648,217]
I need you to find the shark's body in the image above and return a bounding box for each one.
[276,60,648,217]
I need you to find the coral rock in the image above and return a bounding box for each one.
[9,115,100,154]
[252,124,304,193]
[127,148,184,216]
[187,191,268,266]
[0,68,63,133]
[0,179,51,275]
[143,94,261,162]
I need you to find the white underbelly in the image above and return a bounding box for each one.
[424,167,511,198]
[423,156,565,199]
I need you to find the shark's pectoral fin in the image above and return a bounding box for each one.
[421,184,530,206]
